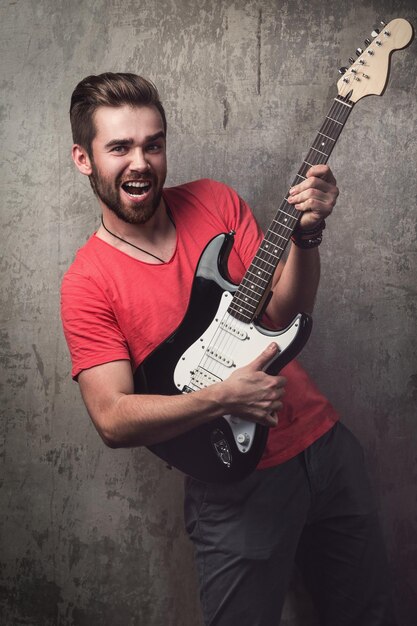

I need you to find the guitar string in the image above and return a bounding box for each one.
[201,97,352,381]
[242,96,351,308]
[231,98,343,317]
[192,97,353,389]
[230,97,351,321]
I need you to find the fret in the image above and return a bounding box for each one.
[260,248,284,261]
[253,255,276,268]
[262,237,285,252]
[310,146,329,157]
[331,108,344,124]
[261,243,281,255]
[231,299,255,311]
[262,235,293,252]
[325,116,343,126]
[312,138,332,154]
[271,222,293,233]
[245,271,269,284]
[267,232,292,246]
[227,95,354,322]
[318,131,335,142]
[274,210,297,223]
[335,101,352,118]
[272,232,288,242]
[305,150,326,165]
[239,286,264,300]
[298,163,311,177]
[263,239,283,248]
[239,278,264,292]
[259,245,279,258]
[233,291,259,306]
[321,121,342,137]
[320,127,339,140]
[232,291,258,305]
[228,305,252,321]
[334,97,352,108]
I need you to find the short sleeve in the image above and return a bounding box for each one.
[61,270,130,380]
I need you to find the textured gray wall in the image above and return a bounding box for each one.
[1,0,416,624]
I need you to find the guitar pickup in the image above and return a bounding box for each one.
[205,347,234,367]
[190,367,221,389]
[219,320,248,340]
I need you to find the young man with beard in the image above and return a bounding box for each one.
[61,72,395,625]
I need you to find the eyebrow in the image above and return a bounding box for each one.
[104,131,165,150]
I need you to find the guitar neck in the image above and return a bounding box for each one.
[228,94,355,323]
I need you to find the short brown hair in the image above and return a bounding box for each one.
[70,72,167,156]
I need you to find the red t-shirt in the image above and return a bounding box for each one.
[61,178,338,467]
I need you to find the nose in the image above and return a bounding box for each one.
[129,148,150,172]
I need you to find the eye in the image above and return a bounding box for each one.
[111,145,128,154]
[147,142,163,153]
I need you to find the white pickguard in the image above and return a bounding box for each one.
[174,291,303,453]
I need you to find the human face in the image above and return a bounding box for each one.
[89,105,167,224]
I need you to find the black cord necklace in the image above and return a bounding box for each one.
[101,215,166,264]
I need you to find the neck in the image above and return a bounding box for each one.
[97,198,176,263]
[99,197,168,241]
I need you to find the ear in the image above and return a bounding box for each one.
[72,144,93,176]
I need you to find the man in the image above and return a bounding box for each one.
[62,72,394,625]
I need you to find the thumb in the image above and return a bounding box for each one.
[248,342,279,371]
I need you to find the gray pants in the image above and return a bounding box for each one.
[184,422,395,626]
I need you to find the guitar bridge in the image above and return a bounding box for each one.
[211,429,232,468]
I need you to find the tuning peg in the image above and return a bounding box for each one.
[338,67,348,74]
[356,47,363,56]
[364,38,371,46]
[372,19,387,37]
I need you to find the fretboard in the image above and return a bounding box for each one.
[228,94,354,323]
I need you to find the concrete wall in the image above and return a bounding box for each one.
[1,0,416,624]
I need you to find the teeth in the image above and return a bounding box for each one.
[125,181,150,188]
[123,180,151,197]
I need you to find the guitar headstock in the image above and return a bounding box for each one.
[337,18,414,102]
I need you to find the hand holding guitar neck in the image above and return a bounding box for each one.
[288,164,339,231]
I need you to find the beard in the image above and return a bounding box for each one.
[89,161,165,225]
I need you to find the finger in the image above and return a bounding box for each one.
[289,177,337,199]
[272,375,287,391]
[248,342,279,371]
[296,209,327,230]
[306,164,337,185]
[266,412,279,427]
[266,402,284,425]
[291,197,334,217]
[289,187,333,207]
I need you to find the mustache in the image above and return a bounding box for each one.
[119,173,155,185]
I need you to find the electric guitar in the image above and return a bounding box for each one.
[134,18,413,483]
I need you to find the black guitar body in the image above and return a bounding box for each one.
[134,233,312,483]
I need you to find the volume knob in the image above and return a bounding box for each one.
[237,433,250,446]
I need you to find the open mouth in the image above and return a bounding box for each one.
[121,181,152,197]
